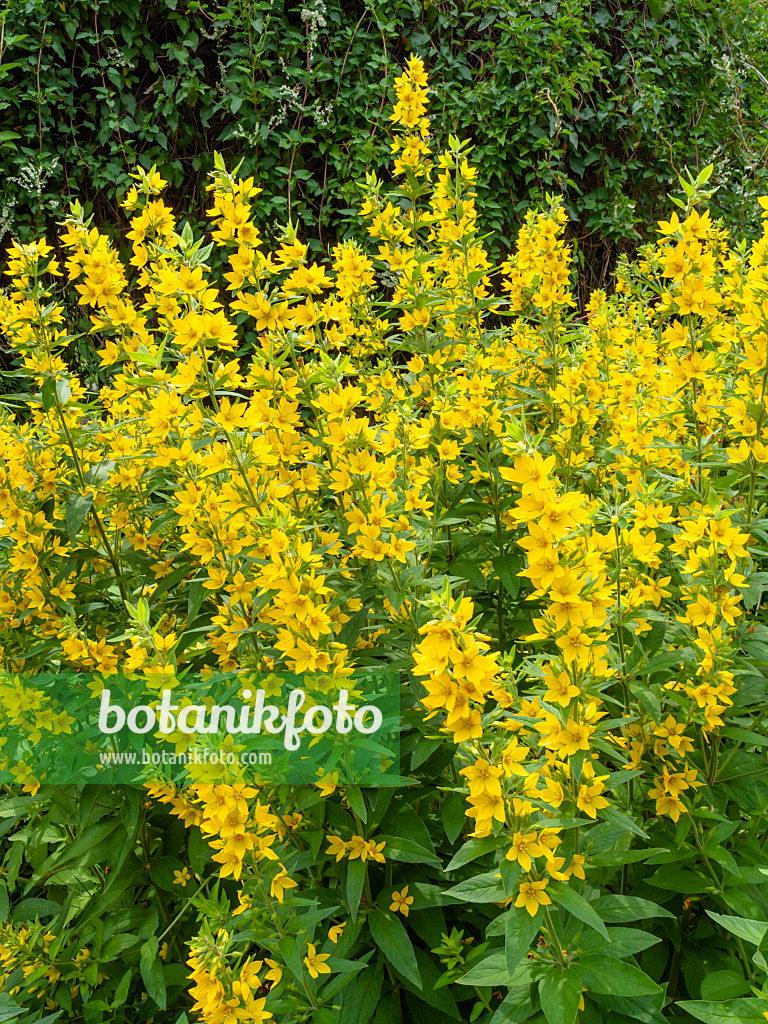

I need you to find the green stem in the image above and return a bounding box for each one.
[156,875,211,943]
[52,385,129,603]
[542,905,567,968]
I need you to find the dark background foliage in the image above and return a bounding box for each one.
[0,0,766,306]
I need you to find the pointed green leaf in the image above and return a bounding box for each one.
[548,882,609,939]
[139,937,166,1010]
[678,999,768,1023]
[506,905,543,974]
[539,966,582,1024]
[573,955,660,996]
[369,909,421,990]
[443,870,505,903]
[66,493,94,544]
[345,859,366,921]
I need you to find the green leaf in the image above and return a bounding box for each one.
[547,882,609,940]
[443,870,505,903]
[573,955,660,996]
[445,836,497,871]
[66,493,94,544]
[646,867,711,894]
[697,163,714,185]
[598,804,649,840]
[494,553,522,598]
[539,966,582,1024]
[374,835,441,868]
[577,927,661,960]
[34,821,120,879]
[442,792,466,845]
[372,991,402,1024]
[458,951,511,987]
[591,895,675,923]
[339,964,384,1024]
[706,911,768,946]
[277,936,303,983]
[112,968,132,1009]
[506,906,543,974]
[345,859,366,921]
[412,948,461,1019]
[700,972,752,1001]
[187,579,207,624]
[448,559,486,589]
[369,910,421,990]
[311,1011,340,1024]
[589,993,666,1024]
[346,785,367,823]
[678,999,768,1023]
[459,954,532,988]
[41,377,56,412]
[40,377,71,412]
[589,848,668,867]
[500,857,521,898]
[139,937,167,1010]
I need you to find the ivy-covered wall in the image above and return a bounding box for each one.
[0,0,766,301]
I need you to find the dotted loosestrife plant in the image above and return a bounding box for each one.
[1,54,768,1024]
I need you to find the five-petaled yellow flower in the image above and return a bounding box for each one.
[389,885,414,917]
[173,866,191,887]
[304,943,332,979]
[515,878,552,917]
[326,835,348,862]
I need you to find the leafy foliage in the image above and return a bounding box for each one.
[0,0,767,303]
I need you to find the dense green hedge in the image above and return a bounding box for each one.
[0,0,766,301]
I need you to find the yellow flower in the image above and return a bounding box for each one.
[576,782,610,820]
[264,958,282,985]
[328,923,346,944]
[326,835,348,862]
[315,771,339,797]
[303,943,332,979]
[505,832,548,873]
[270,867,298,903]
[346,835,386,863]
[514,878,552,917]
[389,885,414,917]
